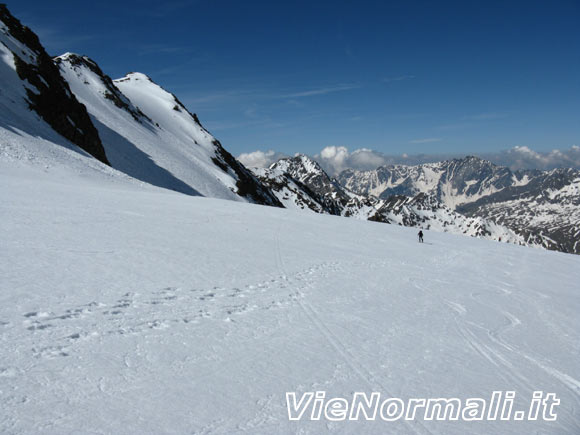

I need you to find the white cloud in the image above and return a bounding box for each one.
[237,150,287,168]
[315,146,393,174]
[349,148,390,170]
[318,146,350,173]
[483,145,580,171]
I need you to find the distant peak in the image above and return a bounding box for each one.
[55,53,105,75]
[113,72,204,128]
[288,153,314,164]
[286,154,320,166]
[271,154,326,176]
[56,52,84,60]
[450,155,497,167]
[458,155,483,162]
[115,72,153,83]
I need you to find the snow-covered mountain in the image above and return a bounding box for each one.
[338,156,535,208]
[261,155,374,216]
[252,165,331,213]
[0,5,280,206]
[338,157,580,254]
[54,53,280,204]
[253,155,527,245]
[458,168,580,253]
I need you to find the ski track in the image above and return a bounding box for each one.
[274,226,433,435]
[435,254,580,434]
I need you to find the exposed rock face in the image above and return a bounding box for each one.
[338,156,533,207]
[210,138,283,207]
[458,168,580,253]
[252,165,341,214]
[0,4,109,164]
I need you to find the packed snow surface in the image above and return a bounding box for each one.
[1,161,579,434]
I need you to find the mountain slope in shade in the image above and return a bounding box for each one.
[0,5,108,164]
[55,53,281,205]
[253,155,527,245]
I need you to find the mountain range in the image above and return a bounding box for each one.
[253,155,529,246]
[338,158,580,253]
[1,4,578,254]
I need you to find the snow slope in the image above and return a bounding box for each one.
[1,160,579,434]
[55,53,279,205]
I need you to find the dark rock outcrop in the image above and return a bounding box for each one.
[1,4,109,165]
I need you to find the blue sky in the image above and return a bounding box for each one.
[9,0,580,157]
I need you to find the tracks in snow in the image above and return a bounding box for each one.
[442,285,580,407]
[274,226,433,435]
[9,263,340,362]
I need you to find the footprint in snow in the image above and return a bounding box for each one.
[23,311,50,319]
[26,322,53,331]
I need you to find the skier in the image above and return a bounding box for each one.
[418,230,424,243]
